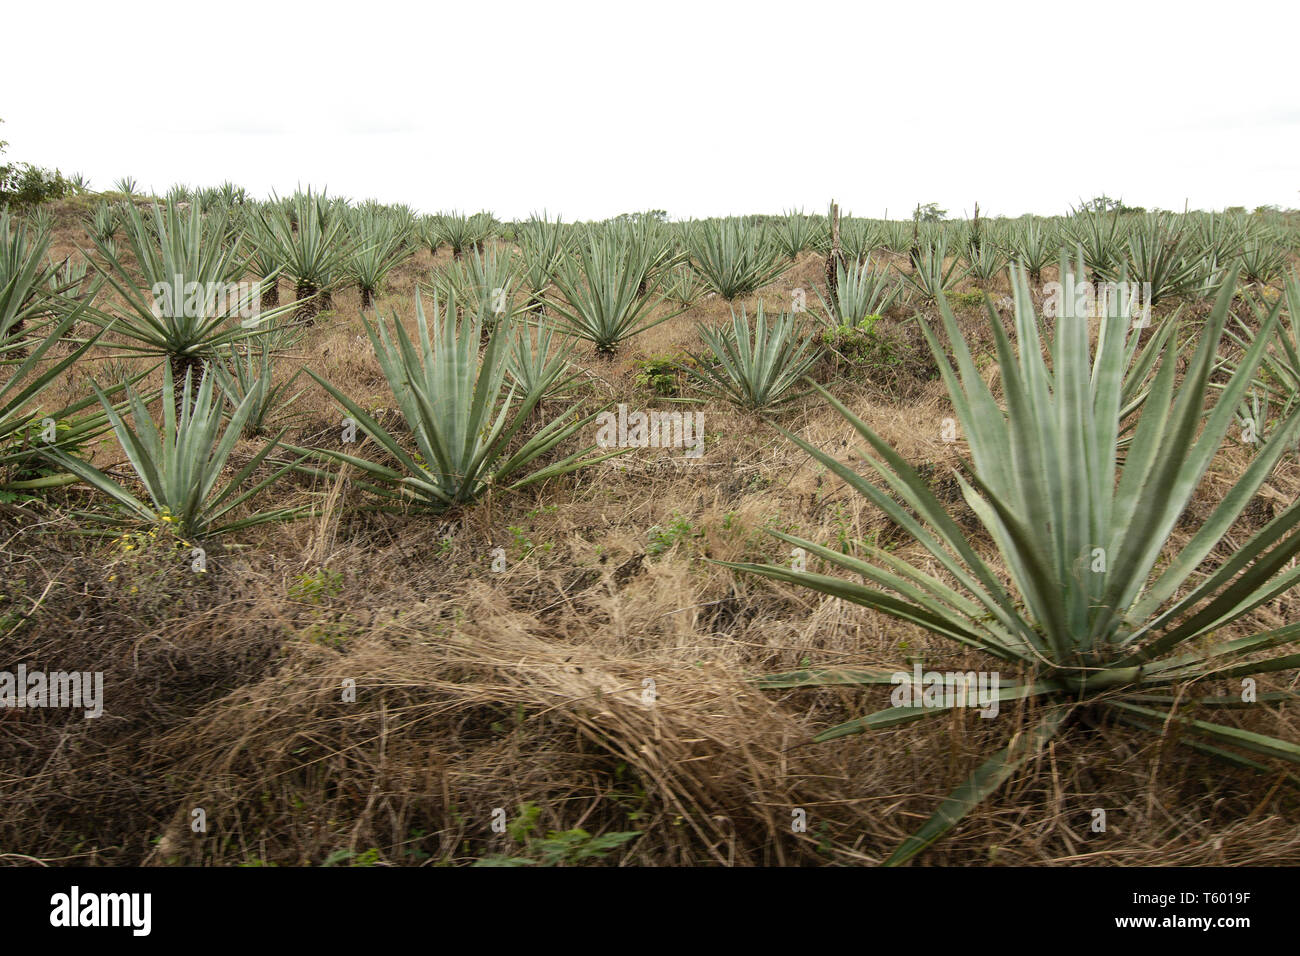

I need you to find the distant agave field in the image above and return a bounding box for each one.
[3,184,1300,866]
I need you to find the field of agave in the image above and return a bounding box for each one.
[3,187,1300,866]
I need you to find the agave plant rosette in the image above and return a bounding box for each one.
[433,245,522,325]
[345,212,413,309]
[506,318,578,405]
[254,190,353,323]
[0,301,148,492]
[518,213,570,312]
[901,235,968,300]
[300,292,624,513]
[687,217,789,301]
[774,209,827,260]
[684,301,818,410]
[212,338,308,439]
[83,198,294,391]
[721,265,1300,865]
[1008,218,1058,283]
[43,364,306,539]
[546,231,680,353]
[816,257,902,324]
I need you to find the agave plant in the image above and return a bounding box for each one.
[246,234,284,309]
[684,302,818,410]
[1123,213,1198,305]
[1192,211,1248,263]
[1188,251,1231,301]
[1238,233,1288,286]
[1065,205,1128,280]
[254,190,352,323]
[433,246,521,324]
[506,319,578,405]
[43,364,304,539]
[212,339,307,439]
[816,257,902,324]
[345,213,413,309]
[45,253,94,304]
[547,231,679,353]
[0,295,140,492]
[1223,270,1300,428]
[433,211,492,260]
[611,216,682,295]
[724,266,1300,865]
[113,176,139,196]
[0,210,58,347]
[687,218,789,301]
[83,199,288,398]
[665,263,709,309]
[966,241,1010,286]
[881,220,915,256]
[901,237,969,300]
[774,210,826,260]
[517,214,569,312]
[300,293,620,512]
[1008,218,1057,283]
[836,218,885,264]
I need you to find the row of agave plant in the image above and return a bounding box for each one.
[5,191,1300,863]
[80,191,1300,324]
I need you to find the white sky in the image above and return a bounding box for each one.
[4,0,1297,221]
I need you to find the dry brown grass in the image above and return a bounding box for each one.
[2,204,1299,866]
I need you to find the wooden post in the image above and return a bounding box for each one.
[826,200,841,315]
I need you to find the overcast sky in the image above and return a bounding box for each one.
[4,0,1297,221]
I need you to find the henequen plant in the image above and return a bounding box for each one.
[84,198,284,389]
[44,364,305,539]
[212,339,307,439]
[546,231,678,353]
[817,257,902,324]
[684,301,819,411]
[723,265,1300,865]
[901,236,968,300]
[687,217,789,301]
[0,303,136,493]
[301,292,622,512]
[255,190,352,324]
[1223,270,1300,430]
[506,319,578,405]
[345,211,412,309]
[1008,218,1057,284]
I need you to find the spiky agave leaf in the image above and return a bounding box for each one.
[773,209,826,260]
[1007,218,1058,283]
[721,264,1300,864]
[517,213,569,309]
[345,212,413,309]
[432,245,522,325]
[254,189,354,323]
[1122,213,1198,305]
[901,236,968,300]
